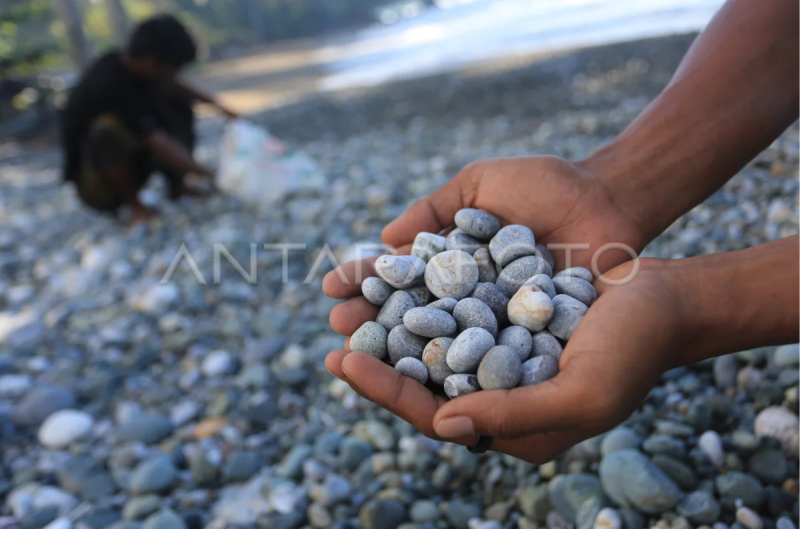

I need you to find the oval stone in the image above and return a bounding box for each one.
[453,298,498,336]
[555,266,594,283]
[524,274,556,299]
[477,345,522,390]
[508,285,554,332]
[446,327,496,373]
[395,357,428,385]
[375,255,427,289]
[489,225,536,268]
[349,321,388,359]
[445,228,483,253]
[473,248,498,283]
[401,285,432,307]
[536,244,556,270]
[422,337,455,385]
[531,331,564,361]
[376,291,416,331]
[497,256,553,296]
[424,250,479,300]
[547,294,588,340]
[426,298,458,313]
[471,282,510,325]
[387,325,428,364]
[403,307,457,338]
[497,325,533,361]
[553,276,597,306]
[411,232,446,262]
[362,277,395,306]
[454,208,501,240]
[520,355,559,386]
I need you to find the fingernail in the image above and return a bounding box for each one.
[435,416,475,439]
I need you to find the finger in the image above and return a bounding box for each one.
[329,297,379,336]
[340,351,474,446]
[322,245,412,299]
[325,349,369,397]
[381,169,478,247]
[431,373,586,441]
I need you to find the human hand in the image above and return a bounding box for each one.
[325,257,693,462]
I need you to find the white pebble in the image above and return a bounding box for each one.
[375,255,427,289]
[734,507,762,529]
[698,430,725,468]
[593,508,622,529]
[38,409,94,449]
[424,250,479,300]
[411,232,447,262]
[202,350,236,377]
[508,285,553,332]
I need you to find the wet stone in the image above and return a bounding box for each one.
[453,297,498,336]
[477,345,522,390]
[446,327,496,373]
[361,277,395,306]
[395,357,428,385]
[422,337,455,386]
[350,321,388,359]
[403,307,457,338]
[496,325,533,361]
[444,374,481,400]
[519,355,559,386]
[489,225,536,268]
[387,325,428,364]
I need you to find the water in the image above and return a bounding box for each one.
[319,0,725,90]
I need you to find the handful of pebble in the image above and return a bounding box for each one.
[350,208,596,400]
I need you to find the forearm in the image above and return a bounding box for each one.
[145,131,212,177]
[172,79,215,105]
[672,235,799,364]
[581,0,798,244]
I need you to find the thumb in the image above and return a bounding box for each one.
[381,168,478,248]
[431,373,587,440]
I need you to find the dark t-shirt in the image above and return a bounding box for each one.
[60,50,160,181]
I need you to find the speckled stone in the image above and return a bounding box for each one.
[520,355,559,386]
[401,285,431,307]
[445,228,483,253]
[376,291,416,331]
[422,337,455,385]
[547,294,588,340]
[426,298,458,313]
[395,357,429,385]
[455,208,502,240]
[362,277,395,306]
[497,326,533,361]
[424,250,479,300]
[444,374,481,399]
[536,244,556,270]
[471,282,510,325]
[497,256,553,296]
[531,331,563,361]
[508,285,554,332]
[375,255,427,289]
[553,276,597,306]
[474,248,498,283]
[387,325,428,363]
[403,307,458,338]
[489,225,536,268]
[349,321,388,359]
[446,327,496,373]
[524,274,556,299]
[478,345,522,389]
[555,266,594,283]
[411,232,447,262]
[453,298,498,336]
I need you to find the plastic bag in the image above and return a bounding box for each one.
[217,119,326,209]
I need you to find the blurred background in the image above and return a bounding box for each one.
[0,0,798,530]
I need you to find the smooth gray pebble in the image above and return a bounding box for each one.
[387,325,428,363]
[445,228,483,253]
[454,208,502,240]
[474,247,498,283]
[489,225,536,268]
[547,294,588,340]
[376,291,416,331]
[531,331,563,361]
[446,327,496,373]
[424,250,479,300]
[497,256,553,297]
[497,325,533,361]
[453,297,498,336]
[536,244,556,270]
[349,321,388,359]
[395,357,429,385]
[520,354,559,386]
[426,298,458,313]
[422,337,455,385]
[403,307,457,338]
[524,273,556,298]
[471,282,510,325]
[553,276,596,306]
[401,285,432,307]
[555,266,594,283]
[477,345,522,390]
[375,255,426,289]
[362,277,395,306]
[444,374,481,399]
[411,232,446,262]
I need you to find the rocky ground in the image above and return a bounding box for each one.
[0,34,798,529]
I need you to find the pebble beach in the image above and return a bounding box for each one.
[0,33,798,528]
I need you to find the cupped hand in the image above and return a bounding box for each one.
[326,258,695,463]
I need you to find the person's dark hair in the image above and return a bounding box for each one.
[127,14,196,66]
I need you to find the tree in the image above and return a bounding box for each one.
[52,0,91,69]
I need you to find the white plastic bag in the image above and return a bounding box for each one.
[217,119,326,209]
